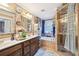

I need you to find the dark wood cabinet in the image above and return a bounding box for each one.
[23,40,30,56]
[23,46,30,56]
[0,44,22,56]
[0,36,39,56]
[31,43,36,56]
[9,49,22,56]
[30,37,39,56]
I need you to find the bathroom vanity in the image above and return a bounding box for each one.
[0,3,40,56]
[0,35,39,56]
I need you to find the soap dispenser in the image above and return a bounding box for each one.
[11,33,15,40]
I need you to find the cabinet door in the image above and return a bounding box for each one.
[0,44,22,56]
[24,46,30,56]
[24,40,30,46]
[30,38,36,43]
[9,49,22,56]
[31,44,36,56]
[30,37,39,56]
[31,42,39,56]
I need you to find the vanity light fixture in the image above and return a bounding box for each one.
[0,3,11,12]
[25,13,32,19]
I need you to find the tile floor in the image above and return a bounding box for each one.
[34,48,58,56]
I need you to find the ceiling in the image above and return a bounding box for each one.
[18,3,62,20]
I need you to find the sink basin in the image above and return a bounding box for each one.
[0,40,4,45]
[0,39,16,46]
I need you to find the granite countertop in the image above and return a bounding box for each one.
[0,35,38,51]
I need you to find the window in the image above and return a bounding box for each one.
[44,20,53,37]
[0,18,11,34]
[0,21,4,33]
[41,20,53,37]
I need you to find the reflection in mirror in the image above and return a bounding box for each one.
[27,19,32,32]
[21,16,32,32]
[0,4,16,34]
[0,18,11,34]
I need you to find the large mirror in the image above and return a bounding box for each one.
[21,16,32,32]
[0,4,15,34]
[0,18,15,34]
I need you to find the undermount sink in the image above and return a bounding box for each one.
[0,41,10,47]
[0,40,4,44]
[0,39,17,46]
[0,35,36,47]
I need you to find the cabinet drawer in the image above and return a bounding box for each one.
[31,39,39,43]
[30,39,36,43]
[9,49,22,56]
[24,40,30,46]
[0,44,22,56]
[30,37,38,42]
